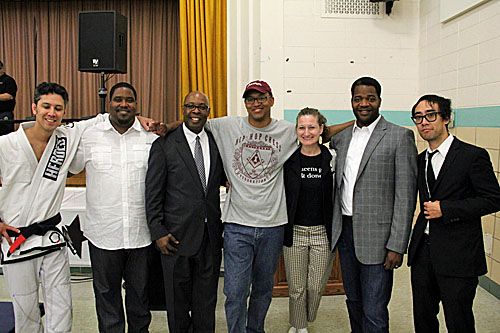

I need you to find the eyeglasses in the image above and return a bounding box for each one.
[183,104,209,112]
[244,96,270,104]
[411,111,442,124]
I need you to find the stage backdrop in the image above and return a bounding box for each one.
[0,0,227,123]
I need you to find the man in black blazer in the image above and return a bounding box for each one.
[145,91,225,332]
[408,94,500,333]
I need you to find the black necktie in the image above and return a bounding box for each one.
[427,150,438,196]
[195,136,207,193]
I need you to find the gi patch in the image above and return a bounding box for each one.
[43,136,67,181]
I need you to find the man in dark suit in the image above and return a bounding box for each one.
[408,94,500,333]
[145,91,225,332]
[330,77,417,332]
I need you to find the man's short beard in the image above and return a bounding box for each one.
[117,117,134,126]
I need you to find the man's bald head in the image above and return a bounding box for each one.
[183,91,209,106]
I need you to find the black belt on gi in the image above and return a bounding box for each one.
[6,213,62,257]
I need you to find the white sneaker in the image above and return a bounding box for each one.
[297,329,308,333]
[288,327,297,333]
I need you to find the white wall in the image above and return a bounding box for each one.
[282,0,419,112]
[440,0,492,22]
[227,0,420,118]
[419,0,500,108]
[227,0,500,115]
[227,0,263,117]
[227,0,284,118]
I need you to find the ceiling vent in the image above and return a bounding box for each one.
[322,0,383,18]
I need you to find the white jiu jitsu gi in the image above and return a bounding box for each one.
[0,115,106,332]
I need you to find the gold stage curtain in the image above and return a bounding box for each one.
[0,0,179,123]
[179,0,227,119]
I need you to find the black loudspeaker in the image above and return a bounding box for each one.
[78,11,127,73]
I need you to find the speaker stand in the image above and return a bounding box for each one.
[98,72,107,114]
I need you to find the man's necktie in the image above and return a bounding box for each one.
[195,136,207,193]
[427,150,438,197]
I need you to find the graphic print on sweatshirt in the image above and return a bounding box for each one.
[232,132,281,183]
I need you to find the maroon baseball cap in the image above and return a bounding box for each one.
[242,80,273,98]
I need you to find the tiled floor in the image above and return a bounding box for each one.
[2,259,500,332]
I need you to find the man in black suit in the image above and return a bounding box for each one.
[407,94,500,333]
[145,91,225,332]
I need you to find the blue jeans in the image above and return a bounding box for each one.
[338,218,393,333]
[223,223,284,333]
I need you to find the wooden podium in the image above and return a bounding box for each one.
[272,249,344,297]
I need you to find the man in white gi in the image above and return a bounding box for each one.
[70,82,157,332]
[0,82,156,333]
[0,82,109,333]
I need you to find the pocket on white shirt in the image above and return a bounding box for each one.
[90,146,112,170]
[133,144,150,169]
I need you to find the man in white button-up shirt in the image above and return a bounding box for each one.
[70,82,158,332]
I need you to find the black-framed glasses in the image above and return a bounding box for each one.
[244,96,270,104]
[411,111,442,124]
[183,104,209,112]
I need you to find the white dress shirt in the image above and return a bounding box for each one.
[70,118,158,250]
[341,115,382,216]
[424,134,454,233]
[182,123,210,188]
